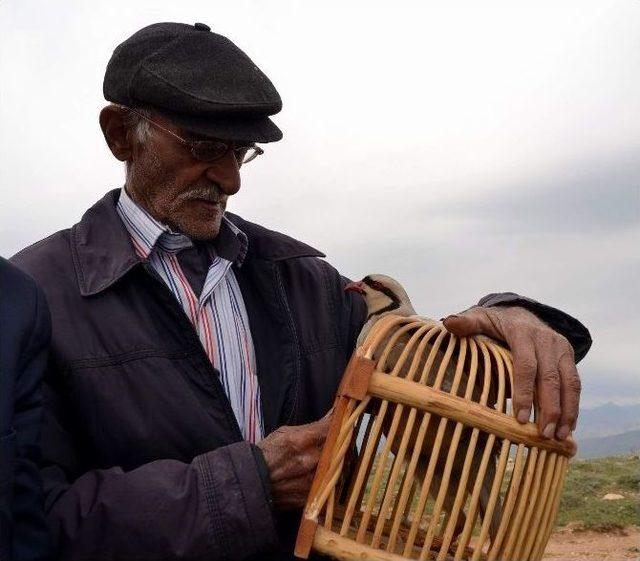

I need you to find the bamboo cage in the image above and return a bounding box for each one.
[295,315,576,561]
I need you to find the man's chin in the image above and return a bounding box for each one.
[171,216,223,240]
[185,222,222,240]
[170,206,225,240]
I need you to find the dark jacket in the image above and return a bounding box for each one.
[0,258,52,561]
[11,190,591,561]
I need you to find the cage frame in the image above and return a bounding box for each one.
[295,314,576,561]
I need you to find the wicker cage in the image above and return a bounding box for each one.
[295,315,576,561]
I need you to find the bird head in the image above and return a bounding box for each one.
[345,274,417,322]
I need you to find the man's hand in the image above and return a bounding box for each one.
[442,306,580,441]
[257,412,332,510]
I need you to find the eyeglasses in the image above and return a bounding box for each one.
[127,109,264,165]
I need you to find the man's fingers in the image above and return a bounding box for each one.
[510,335,537,424]
[534,336,562,438]
[442,307,502,341]
[556,351,581,440]
[271,471,317,509]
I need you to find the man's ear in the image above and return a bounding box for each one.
[99,105,133,162]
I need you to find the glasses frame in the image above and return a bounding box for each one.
[127,108,264,165]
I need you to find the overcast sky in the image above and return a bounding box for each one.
[1,1,638,409]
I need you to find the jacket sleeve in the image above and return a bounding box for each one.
[41,378,277,561]
[477,292,592,363]
[12,283,52,561]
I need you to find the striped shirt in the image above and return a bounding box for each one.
[116,188,263,443]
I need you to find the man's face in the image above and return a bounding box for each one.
[126,114,242,240]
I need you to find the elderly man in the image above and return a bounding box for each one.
[12,22,591,561]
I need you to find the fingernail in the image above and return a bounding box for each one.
[556,425,571,440]
[517,409,530,423]
[543,423,556,439]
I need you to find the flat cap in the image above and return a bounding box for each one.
[104,22,282,142]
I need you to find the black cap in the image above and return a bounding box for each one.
[104,22,283,142]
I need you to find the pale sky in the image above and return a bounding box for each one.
[1,0,638,408]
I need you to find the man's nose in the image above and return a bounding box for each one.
[204,153,241,195]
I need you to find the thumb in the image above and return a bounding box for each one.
[314,408,333,429]
[313,411,333,442]
[321,407,334,421]
[442,308,489,338]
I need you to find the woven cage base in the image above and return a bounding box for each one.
[295,315,575,561]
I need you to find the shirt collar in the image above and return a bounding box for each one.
[116,187,248,266]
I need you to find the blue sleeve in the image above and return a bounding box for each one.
[12,285,52,561]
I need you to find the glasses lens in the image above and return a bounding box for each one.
[234,145,263,164]
[190,141,230,162]
[233,146,251,164]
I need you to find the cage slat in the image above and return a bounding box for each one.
[470,433,511,561]
[511,449,548,559]
[542,457,569,558]
[500,447,540,559]
[418,421,468,560]
[418,339,479,559]
[485,443,525,560]
[521,452,558,560]
[358,403,405,543]
[311,399,358,516]
[342,407,374,508]
[340,400,391,537]
[372,405,416,548]
[369,323,444,547]
[386,330,456,552]
[386,409,435,553]
[400,333,459,556]
[402,415,451,556]
[530,455,562,560]
[436,425,481,560]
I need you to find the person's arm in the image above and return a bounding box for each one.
[41,378,278,561]
[12,282,52,561]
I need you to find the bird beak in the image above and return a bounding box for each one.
[344,281,366,294]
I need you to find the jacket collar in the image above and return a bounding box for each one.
[225,212,325,262]
[72,189,325,296]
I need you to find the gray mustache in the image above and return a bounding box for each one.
[180,185,225,203]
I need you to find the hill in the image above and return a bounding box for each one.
[575,402,640,439]
[577,430,640,459]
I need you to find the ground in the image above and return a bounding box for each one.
[544,525,640,560]
[543,454,639,560]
